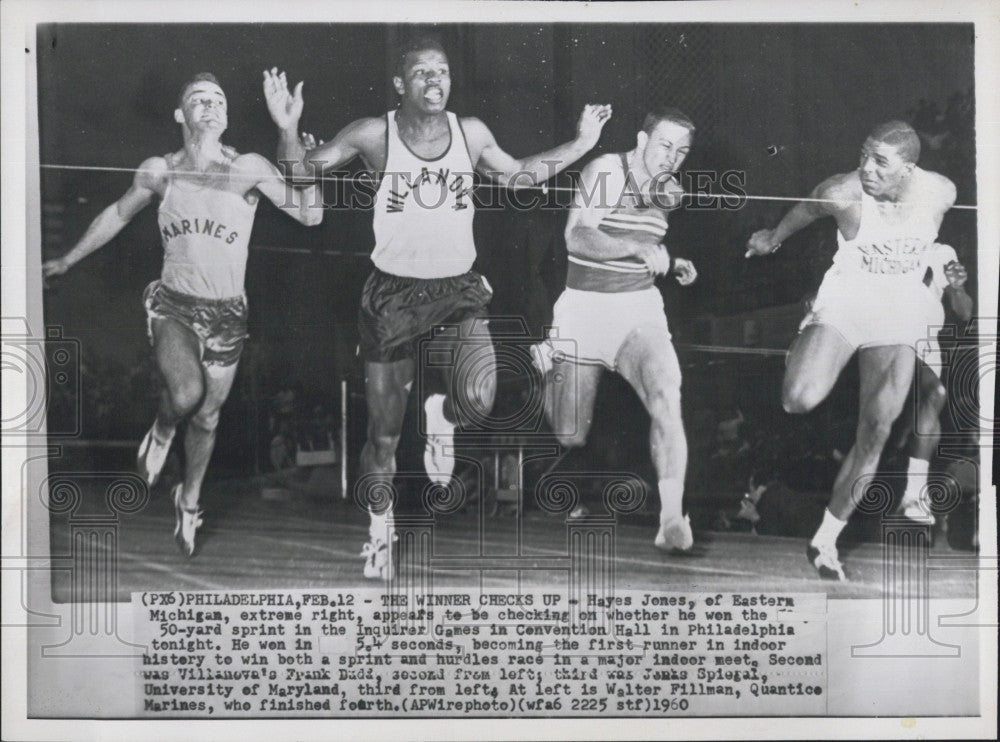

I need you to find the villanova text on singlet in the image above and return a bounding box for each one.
[157,152,257,299]
[372,110,476,279]
[566,154,667,293]
[832,190,938,280]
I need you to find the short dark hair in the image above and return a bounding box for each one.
[178,72,223,108]
[642,106,696,136]
[395,36,449,77]
[866,120,921,163]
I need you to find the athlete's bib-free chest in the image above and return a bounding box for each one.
[157,163,257,299]
[371,110,476,279]
[834,193,938,277]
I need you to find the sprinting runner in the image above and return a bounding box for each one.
[43,73,324,556]
[746,121,957,579]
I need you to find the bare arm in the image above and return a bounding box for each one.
[928,175,958,232]
[567,224,673,276]
[263,68,377,180]
[946,285,974,321]
[464,105,611,189]
[772,200,828,244]
[277,118,379,180]
[236,154,324,226]
[42,157,164,277]
[746,175,851,257]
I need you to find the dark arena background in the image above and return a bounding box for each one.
[39,23,980,596]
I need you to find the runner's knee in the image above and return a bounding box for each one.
[368,432,402,458]
[782,377,825,414]
[168,380,204,417]
[189,406,221,434]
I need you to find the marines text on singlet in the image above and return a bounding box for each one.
[371,110,476,279]
[157,151,257,299]
[566,153,668,293]
[832,190,939,279]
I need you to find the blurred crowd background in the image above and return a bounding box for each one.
[40,23,981,546]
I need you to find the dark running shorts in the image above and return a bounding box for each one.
[358,268,493,363]
[143,280,249,367]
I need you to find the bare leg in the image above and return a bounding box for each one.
[178,362,239,510]
[542,354,602,450]
[149,317,236,557]
[535,346,601,519]
[139,317,205,485]
[781,323,858,578]
[806,344,916,577]
[152,317,206,431]
[438,316,497,426]
[782,324,856,414]
[617,326,690,549]
[359,358,416,491]
[358,357,415,579]
[617,328,686,510]
[828,345,917,521]
[909,362,946,462]
[900,362,946,518]
[419,316,497,485]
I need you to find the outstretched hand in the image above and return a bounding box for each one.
[42,257,69,280]
[575,104,613,150]
[263,68,304,130]
[745,229,780,258]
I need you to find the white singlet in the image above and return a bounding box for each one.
[832,191,938,277]
[371,110,476,279]
[157,152,257,299]
[804,190,940,349]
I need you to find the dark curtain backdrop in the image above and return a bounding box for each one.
[38,23,976,392]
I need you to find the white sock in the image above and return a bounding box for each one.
[903,457,930,505]
[658,478,684,524]
[811,509,847,548]
[369,509,394,540]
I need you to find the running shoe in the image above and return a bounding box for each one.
[172,484,203,558]
[423,393,455,485]
[361,511,396,580]
[654,514,694,553]
[806,543,847,581]
[896,493,936,525]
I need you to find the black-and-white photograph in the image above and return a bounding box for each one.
[2,1,997,739]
